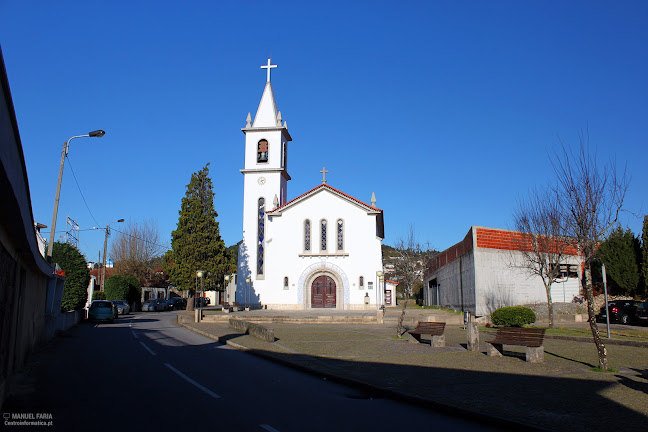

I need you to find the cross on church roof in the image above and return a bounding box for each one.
[320,167,329,184]
[261,58,277,82]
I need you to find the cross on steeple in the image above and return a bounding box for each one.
[320,167,329,184]
[261,58,277,82]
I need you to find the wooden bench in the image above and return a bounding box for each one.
[222,302,244,313]
[407,321,446,347]
[486,327,546,363]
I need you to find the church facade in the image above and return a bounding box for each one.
[236,60,385,310]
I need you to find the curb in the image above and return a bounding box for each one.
[180,322,549,432]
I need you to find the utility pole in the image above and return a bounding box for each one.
[99,219,124,291]
[47,131,106,260]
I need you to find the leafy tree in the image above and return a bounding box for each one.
[123,274,142,305]
[163,164,228,310]
[597,225,640,296]
[52,242,90,311]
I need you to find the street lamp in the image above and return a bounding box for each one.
[376,271,384,308]
[100,218,124,290]
[47,130,106,260]
[245,277,251,308]
[197,270,205,310]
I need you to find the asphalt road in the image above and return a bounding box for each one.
[3,312,501,432]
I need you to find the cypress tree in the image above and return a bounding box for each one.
[597,225,640,296]
[164,164,228,308]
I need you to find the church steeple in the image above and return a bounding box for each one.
[253,82,280,128]
[239,59,293,287]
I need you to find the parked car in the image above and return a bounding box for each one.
[88,300,118,323]
[597,300,642,325]
[165,298,187,310]
[635,301,648,326]
[142,298,168,312]
[194,297,210,308]
[111,300,131,315]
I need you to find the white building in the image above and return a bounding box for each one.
[236,60,385,310]
[423,226,583,317]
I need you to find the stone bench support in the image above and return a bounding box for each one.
[486,342,544,363]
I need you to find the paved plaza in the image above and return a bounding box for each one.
[180,308,648,432]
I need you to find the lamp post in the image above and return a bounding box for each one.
[47,130,106,260]
[245,277,251,308]
[197,270,205,310]
[376,271,384,308]
[100,219,124,290]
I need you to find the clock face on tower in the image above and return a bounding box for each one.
[258,177,266,185]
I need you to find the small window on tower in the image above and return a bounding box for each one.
[284,277,289,290]
[257,139,269,163]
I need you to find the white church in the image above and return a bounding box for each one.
[236,60,386,310]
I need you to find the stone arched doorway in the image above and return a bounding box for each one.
[311,275,336,308]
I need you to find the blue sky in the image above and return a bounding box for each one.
[1,1,646,261]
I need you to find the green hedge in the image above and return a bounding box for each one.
[105,274,141,305]
[491,306,536,327]
[105,275,130,300]
[92,291,106,300]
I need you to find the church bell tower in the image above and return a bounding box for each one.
[238,59,292,297]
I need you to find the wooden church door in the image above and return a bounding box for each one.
[311,275,336,308]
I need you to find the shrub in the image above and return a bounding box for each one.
[52,242,90,311]
[92,291,106,300]
[491,306,536,327]
[105,275,129,300]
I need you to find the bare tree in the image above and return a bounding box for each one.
[552,137,628,371]
[112,220,166,284]
[511,187,575,328]
[393,227,435,337]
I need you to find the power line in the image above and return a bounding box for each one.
[111,227,170,250]
[65,154,101,227]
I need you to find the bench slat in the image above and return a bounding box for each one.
[487,327,545,348]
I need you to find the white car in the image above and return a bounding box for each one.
[111,300,131,315]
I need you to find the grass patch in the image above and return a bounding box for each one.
[590,366,619,373]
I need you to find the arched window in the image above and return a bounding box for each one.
[320,219,327,251]
[304,219,311,252]
[257,197,265,275]
[359,276,364,289]
[284,277,289,290]
[257,139,269,163]
[337,219,344,251]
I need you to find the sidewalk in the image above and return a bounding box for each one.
[179,311,648,432]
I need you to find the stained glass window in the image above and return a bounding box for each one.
[257,197,265,275]
[359,276,364,288]
[321,220,327,251]
[337,219,344,251]
[304,219,311,251]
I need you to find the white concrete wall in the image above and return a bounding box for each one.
[425,251,476,313]
[474,248,582,316]
[425,248,583,317]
